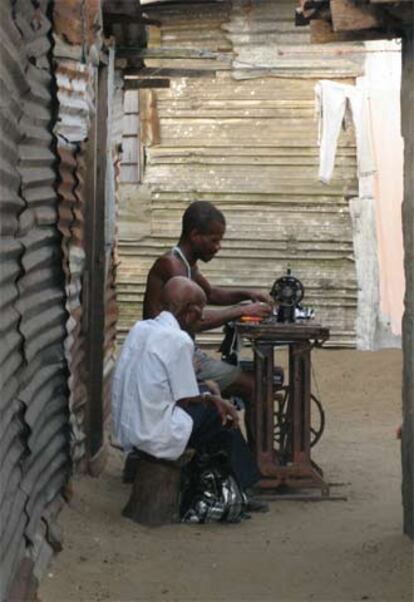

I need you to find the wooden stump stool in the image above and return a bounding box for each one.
[122,449,194,526]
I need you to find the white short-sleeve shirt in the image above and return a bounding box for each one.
[111,311,198,460]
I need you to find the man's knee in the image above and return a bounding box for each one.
[223,370,254,404]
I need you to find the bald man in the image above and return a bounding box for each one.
[112,277,260,492]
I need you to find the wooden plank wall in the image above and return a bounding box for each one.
[118,0,362,347]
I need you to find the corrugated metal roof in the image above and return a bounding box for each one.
[117,0,359,347]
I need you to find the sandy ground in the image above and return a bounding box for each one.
[39,349,413,602]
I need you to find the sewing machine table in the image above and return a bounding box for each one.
[236,321,330,496]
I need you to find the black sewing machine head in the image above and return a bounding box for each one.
[270,269,313,323]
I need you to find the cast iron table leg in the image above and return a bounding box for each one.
[254,343,280,479]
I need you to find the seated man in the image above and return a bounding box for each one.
[112,276,260,496]
[143,200,273,408]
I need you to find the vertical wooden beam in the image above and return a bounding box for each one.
[401,28,414,540]
[85,62,109,469]
[330,0,381,32]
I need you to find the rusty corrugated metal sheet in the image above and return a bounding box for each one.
[52,13,117,462]
[53,0,83,45]
[0,0,69,597]
[85,0,103,48]
[117,0,359,347]
[112,69,125,149]
[104,243,119,424]
[54,60,92,466]
[53,0,103,62]
[101,53,121,426]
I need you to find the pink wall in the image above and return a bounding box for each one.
[361,41,404,337]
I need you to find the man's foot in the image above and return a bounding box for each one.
[245,494,269,513]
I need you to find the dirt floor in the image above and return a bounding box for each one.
[39,349,413,602]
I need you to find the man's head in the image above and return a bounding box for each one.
[180,201,226,263]
[162,276,207,333]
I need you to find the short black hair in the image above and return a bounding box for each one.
[181,201,225,237]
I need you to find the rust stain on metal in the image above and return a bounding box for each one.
[85,0,102,46]
[53,0,83,45]
[54,59,94,465]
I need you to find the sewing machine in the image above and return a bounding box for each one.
[235,270,331,497]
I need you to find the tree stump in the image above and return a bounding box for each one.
[122,449,194,526]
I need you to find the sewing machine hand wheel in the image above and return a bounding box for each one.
[273,388,325,459]
[270,273,304,307]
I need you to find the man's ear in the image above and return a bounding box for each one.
[189,228,201,243]
[182,302,193,320]
[178,302,191,322]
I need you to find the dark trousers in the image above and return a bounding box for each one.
[183,404,260,490]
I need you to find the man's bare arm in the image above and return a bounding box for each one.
[176,394,239,428]
[192,268,272,330]
[143,255,272,324]
[194,268,272,306]
[198,303,272,331]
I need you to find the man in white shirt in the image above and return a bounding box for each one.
[112,276,260,491]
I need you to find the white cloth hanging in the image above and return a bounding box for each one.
[315,80,376,184]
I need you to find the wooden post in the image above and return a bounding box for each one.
[401,28,414,540]
[84,61,108,468]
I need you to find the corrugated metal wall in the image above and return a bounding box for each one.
[0,0,68,597]
[117,0,361,347]
[104,51,122,425]
[54,59,92,468]
[0,0,119,596]
[53,0,118,454]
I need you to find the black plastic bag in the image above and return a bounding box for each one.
[180,451,247,524]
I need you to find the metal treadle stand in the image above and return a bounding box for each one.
[236,321,343,500]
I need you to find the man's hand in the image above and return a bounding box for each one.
[204,379,221,397]
[249,290,273,305]
[240,300,272,319]
[208,395,240,428]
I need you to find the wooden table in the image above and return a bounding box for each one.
[236,320,330,496]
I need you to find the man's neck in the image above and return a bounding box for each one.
[177,239,197,266]
[169,309,193,336]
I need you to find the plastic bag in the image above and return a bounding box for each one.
[180,451,247,524]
